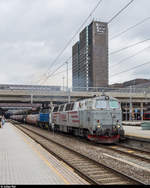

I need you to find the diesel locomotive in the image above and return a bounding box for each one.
[10,94,125,144]
[51,94,124,143]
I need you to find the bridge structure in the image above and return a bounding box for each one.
[0,85,150,121]
[0,86,149,102]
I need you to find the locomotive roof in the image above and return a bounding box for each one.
[77,94,118,102]
[95,95,118,101]
[53,95,118,107]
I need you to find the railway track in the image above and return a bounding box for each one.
[105,144,150,163]
[35,122,150,164]
[53,127,150,164]
[74,136,150,164]
[12,122,142,185]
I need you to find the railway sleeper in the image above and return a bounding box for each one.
[67,160,89,164]
[104,181,132,185]
[85,171,110,176]
[97,177,126,183]
[68,163,96,168]
[77,164,100,169]
[72,165,100,170]
[90,173,115,177]
[80,164,102,168]
[80,165,101,170]
[81,167,105,171]
[81,168,104,173]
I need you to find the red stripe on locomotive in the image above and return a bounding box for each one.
[69,111,78,114]
[72,120,80,123]
[71,115,79,118]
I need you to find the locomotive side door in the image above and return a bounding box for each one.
[86,100,93,129]
[79,110,84,128]
[87,111,91,127]
[79,100,89,129]
[79,101,85,128]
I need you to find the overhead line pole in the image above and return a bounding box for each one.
[62,76,65,91]
[66,61,70,103]
[66,61,68,91]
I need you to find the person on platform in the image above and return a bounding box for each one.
[1,116,5,128]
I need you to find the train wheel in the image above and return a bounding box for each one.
[83,130,89,139]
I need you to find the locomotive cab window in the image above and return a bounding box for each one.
[87,100,93,109]
[95,100,107,109]
[53,106,59,112]
[65,103,72,111]
[59,105,64,112]
[70,103,74,110]
[109,100,119,109]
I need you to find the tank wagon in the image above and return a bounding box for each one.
[51,95,124,143]
[10,115,25,122]
[25,114,39,126]
[10,113,49,128]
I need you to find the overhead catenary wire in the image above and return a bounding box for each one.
[108,0,135,24]
[110,16,150,40]
[39,64,65,84]
[52,67,72,78]
[39,56,72,84]
[110,60,150,77]
[110,45,150,69]
[37,61,72,83]
[110,38,150,55]
[39,57,72,84]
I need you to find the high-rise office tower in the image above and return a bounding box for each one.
[72,21,108,91]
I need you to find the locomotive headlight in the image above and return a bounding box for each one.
[117,125,121,128]
[97,125,101,128]
[97,120,102,129]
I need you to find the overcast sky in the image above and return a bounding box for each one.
[0,0,150,87]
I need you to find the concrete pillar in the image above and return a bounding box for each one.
[31,94,33,104]
[126,102,128,121]
[50,101,53,110]
[141,102,144,121]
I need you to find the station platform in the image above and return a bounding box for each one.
[123,125,150,140]
[122,121,142,126]
[0,122,88,185]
